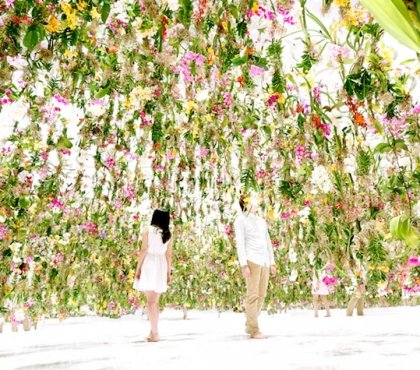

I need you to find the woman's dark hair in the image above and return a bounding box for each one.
[239,194,249,212]
[151,209,171,243]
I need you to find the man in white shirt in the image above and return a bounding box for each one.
[234,194,276,339]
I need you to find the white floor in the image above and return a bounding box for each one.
[1,306,420,370]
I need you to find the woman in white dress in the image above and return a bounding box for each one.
[134,209,173,342]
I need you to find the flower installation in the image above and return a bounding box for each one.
[0,0,419,326]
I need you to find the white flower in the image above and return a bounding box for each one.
[10,242,22,253]
[87,101,107,117]
[289,269,298,282]
[308,252,315,265]
[12,256,22,264]
[288,248,297,263]
[398,156,411,168]
[343,156,357,175]
[310,165,334,194]
[167,0,180,11]
[298,207,310,223]
[195,89,209,102]
[413,201,420,218]
[7,55,29,69]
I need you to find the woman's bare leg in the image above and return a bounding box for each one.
[321,295,331,317]
[312,294,319,317]
[146,291,161,341]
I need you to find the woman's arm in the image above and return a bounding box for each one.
[135,228,149,279]
[166,238,173,283]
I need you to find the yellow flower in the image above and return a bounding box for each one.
[333,0,349,6]
[64,49,76,58]
[61,2,72,14]
[76,1,88,11]
[90,7,101,20]
[45,16,60,33]
[61,2,78,30]
[380,265,389,273]
[277,93,285,104]
[4,285,12,294]
[208,47,215,65]
[252,2,259,14]
[67,12,78,30]
[268,206,276,221]
[227,257,236,266]
[185,100,198,115]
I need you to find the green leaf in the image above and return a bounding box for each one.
[359,0,420,52]
[306,10,332,40]
[394,139,408,151]
[272,69,286,93]
[179,0,193,27]
[56,136,73,149]
[19,196,31,209]
[95,85,110,99]
[101,3,111,23]
[231,56,247,66]
[405,229,419,249]
[23,27,39,51]
[374,142,392,153]
[236,19,247,37]
[357,149,372,176]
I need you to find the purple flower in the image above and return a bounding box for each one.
[249,65,265,78]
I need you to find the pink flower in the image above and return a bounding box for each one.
[267,93,280,107]
[104,156,116,169]
[249,65,265,78]
[197,147,209,158]
[222,91,232,107]
[277,6,297,25]
[118,272,125,282]
[408,256,420,267]
[40,151,49,160]
[107,301,117,311]
[382,115,408,138]
[295,145,314,164]
[312,86,321,103]
[409,104,420,115]
[54,93,68,105]
[123,183,136,200]
[50,198,64,209]
[225,224,233,237]
[165,150,177,160]
[83,222,99,235]
[0,224,8,240]
[51,252,63,265]
[325,263,335,273]
[24,299,35,308]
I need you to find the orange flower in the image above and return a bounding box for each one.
[354,112,366,127]
[236,76,244,86]
[245,47,253,56]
